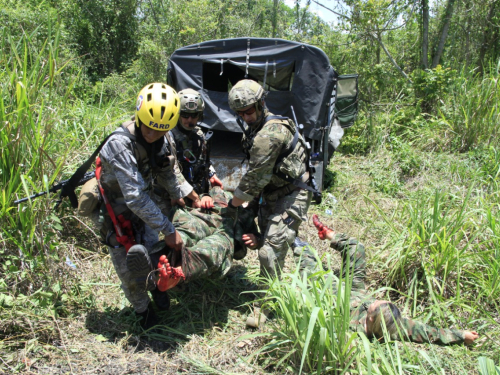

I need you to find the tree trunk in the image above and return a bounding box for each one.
[422,0,429,69]
[477,0,499,74]
[272,0,279,38]
[372,33,413,84]
[431,0,457,68]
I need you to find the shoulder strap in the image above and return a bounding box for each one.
[265,115,289,122]
[269,115,299,169]
[60,128,136,208]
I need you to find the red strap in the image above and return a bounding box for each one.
[96,157,136,252]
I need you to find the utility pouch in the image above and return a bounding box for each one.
[278,151,305,180]
[77,177,100,217]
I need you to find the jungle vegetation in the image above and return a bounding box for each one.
[0,0,499,373]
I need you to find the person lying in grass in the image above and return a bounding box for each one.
[312,214,479,346]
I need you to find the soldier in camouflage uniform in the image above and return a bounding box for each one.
[312,215,479,345]
[154,89,223,215]
[150,186,239,291]
[97,83,203,328]
[227,79,317,328]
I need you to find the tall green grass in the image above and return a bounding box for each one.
[245,255,358,374]
[245,249,488,374]
[446,66,500,152]
[0,23,124,297]
[0,26,70,268]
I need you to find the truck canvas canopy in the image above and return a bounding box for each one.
[167,38,358,193]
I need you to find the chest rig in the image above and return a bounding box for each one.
[172,126,211,194]
[238,114,319,195]
[240,115,307,178]
[122,121,176,175]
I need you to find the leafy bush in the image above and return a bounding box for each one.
[412,66,457,115]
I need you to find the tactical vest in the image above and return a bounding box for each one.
[100,121,177,204]
[171,125,210,194]
[242,115,308,182]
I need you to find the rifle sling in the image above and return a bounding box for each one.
[274,170,319,193]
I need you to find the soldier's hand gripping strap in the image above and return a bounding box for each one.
[312,214,334,240]
[157,254,185,291]
[95,156,137,252]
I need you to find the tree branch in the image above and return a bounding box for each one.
[372,33,413,84]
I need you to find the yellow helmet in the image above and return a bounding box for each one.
[135,83,180,131]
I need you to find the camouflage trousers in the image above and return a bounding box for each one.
[108,225,159,314]
[170,204,235,282]
[258,188,312,279]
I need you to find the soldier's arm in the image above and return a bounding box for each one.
[101,138,175,236]
[233,124,290,202]
[398,317,468,345]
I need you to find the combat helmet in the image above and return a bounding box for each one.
[228,79,265,111]
[135,83,180,131]
[178,88,205,121]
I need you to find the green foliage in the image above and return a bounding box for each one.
[446,67,500,152]
[412,65,457,115]
[0,0,499,372]
[59,0,139,81]
[478,356,500,375]
[370,188,476,308]
[249,253,358,374]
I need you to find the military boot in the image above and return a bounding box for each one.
[246,306,271,329]
[126,244,154,290]
[150,288,170,311]
[136,303,159,330]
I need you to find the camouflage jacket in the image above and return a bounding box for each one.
[234,111,307,202]
[328,235,466,345]
[171,125,215,195]
[99,120,192,236]
[150,187,238,282]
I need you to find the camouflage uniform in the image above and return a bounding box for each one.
[151,187,257,283]
[168,187,234,281]
[234,110,312,279]
[327,234,466,345]
[154,125,215,216]
[98,120,192,313]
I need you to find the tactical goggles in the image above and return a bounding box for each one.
[180,112,200,119]
[236,106,256,117]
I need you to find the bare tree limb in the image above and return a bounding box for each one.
[372,33,413,84]
[310,0,350,20]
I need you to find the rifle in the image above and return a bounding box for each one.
[290,106,322,204]
[13,171,96,208]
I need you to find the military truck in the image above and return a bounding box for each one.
[167,37,358,201]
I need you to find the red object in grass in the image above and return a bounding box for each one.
[157,255,185,291]
[312,214,333,240]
